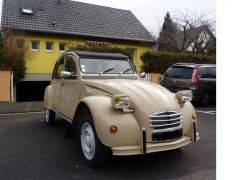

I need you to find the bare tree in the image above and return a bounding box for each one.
[158,11,216,54]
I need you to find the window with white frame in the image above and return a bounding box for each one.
[46,42,53,52]
[31,41,39,51]
[59,43,65,52]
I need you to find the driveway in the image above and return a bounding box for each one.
[0,106,216,180]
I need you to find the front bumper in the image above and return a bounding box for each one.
[112,133,200,156]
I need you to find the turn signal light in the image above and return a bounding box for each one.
[192,114,197,121]
[110,125,118,134]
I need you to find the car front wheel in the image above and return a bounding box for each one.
[45,108,55,126]
[79,111,111,167]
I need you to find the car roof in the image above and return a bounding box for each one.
[172,63,197,68]
[197,64,216,68]
[73,50,128,60]
[172,63,216,68]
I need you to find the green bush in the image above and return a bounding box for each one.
[141,51,216,73]
[0,29,28,84]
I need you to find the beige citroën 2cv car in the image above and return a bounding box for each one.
[44,51,199,167]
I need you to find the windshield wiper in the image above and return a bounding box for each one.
[99,68,115,75]
[120,68,132,75]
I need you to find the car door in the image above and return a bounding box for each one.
[52,55,65,111]
[197,66,216,99]
[58,54,81,120]
[207,67,216,100]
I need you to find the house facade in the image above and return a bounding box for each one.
[176,25,216,54]
[1,0,155,101]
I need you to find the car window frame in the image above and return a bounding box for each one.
[64,54,79,80]
[207,67,216,79]
[197,67,209,78]
[52,55,65,80]
[78,57,135,75]
[197,66,216,79]
[165,66,194,79]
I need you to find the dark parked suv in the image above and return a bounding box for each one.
[161,63,216,106]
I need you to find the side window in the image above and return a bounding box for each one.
[197,67,208,78]
[46,42,54,52]
[54,57,65,79]
[31,41,39,51]
[65,55,77,79]
[59,43,66,52]
[207,67,216,78]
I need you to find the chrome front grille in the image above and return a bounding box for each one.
[149,110,183,133]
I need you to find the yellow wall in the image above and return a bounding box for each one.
[22,35,153,74]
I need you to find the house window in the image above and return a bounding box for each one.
[46,42,53,52]
[31,41,39,51]
[16,39,25,49]
[59,43,65,52]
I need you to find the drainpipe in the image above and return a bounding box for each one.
[10,71,14,102]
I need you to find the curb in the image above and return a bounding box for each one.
[0,111,45,116]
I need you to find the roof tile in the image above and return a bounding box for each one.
[1,0,155,43]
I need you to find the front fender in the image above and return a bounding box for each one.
[43,85,53,110]
[180,102,198,139]
[81,96,141,148]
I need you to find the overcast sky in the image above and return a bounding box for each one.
[0,0,215,35]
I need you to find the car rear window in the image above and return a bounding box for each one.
[165,66,193,79]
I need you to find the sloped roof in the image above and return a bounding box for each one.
[1,0,155,43]
[176,25,216,50]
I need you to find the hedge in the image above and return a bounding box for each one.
[140,51,216,73]
[68,44,134,63]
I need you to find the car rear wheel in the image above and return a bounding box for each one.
[200,92,211,107]
[79,111,111,167]
[45,108,55,126]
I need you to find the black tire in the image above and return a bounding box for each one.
[45,108,55,126]
[78,110,111,167]
[200,92,211,107]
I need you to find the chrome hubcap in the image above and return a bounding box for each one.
[45,109,49,122]
[80,122,96,160]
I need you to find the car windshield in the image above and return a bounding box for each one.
[165,66,194,79]
[79,58,134,74]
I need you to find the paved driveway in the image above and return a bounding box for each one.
[0,106,216,180]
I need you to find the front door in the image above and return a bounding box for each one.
[58,54,81,120]
[52,56,65,111]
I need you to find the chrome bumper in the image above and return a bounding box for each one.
[112,133,200,156]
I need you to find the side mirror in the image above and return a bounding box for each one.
[139,72,146,78]
[60,71,71,78]
[175,90,193,104]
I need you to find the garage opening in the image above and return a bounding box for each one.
[16,81,50,102]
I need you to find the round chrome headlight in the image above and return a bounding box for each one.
[176,90,193,103]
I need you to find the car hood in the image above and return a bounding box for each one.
[83,79,180,140]
[83,79,180,113]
